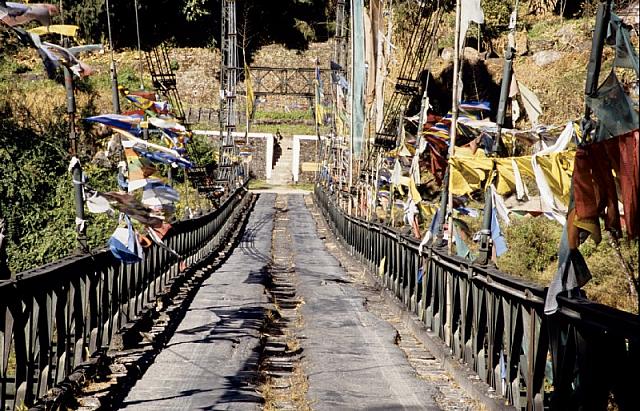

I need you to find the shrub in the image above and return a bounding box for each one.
[498,216,562,283]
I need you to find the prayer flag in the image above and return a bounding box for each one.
[245,63,255,123]
[491,207,508,257]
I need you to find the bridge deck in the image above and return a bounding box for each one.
[118,194,449,410]
[288,195,439,410]
[120,194,275,410]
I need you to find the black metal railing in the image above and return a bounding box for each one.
[0,183,251,410]
[314,186,640,411]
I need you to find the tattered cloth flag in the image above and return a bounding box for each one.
[108,214,143,264]
[459,0,484,50]
[0,2,58,27]
[314,60,325,126]
[147,225,180,258]
[490,207,508,257]
[133,146,193,169]
[146,117,190,153]
[119,86,170,115]
[419,207,441,251]
[86,114,143,136]
[28,24,79,37]
[101,191,164,228]
[44,42,102,77]
[148,117,186,134]
[391,159,405,195]
[125,156,161,192]
[142,180,180,208]
[517,81,543,127]
[544,223,592,315]
[113,129,183,158]
[453,224,472,260]
[86,190,113,215]
[10,27,101,78]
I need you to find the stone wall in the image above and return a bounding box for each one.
[298,139,320,184]
[169,42,334,114]
[247,136,269,180]
[168,48,219,108]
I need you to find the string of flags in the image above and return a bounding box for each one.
[85,89,196,264]
[0,1,199,264]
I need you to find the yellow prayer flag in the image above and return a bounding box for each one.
[314,81,324,126]
[409,177,422,203]
[28,25,79,37]
[244,63,255,123]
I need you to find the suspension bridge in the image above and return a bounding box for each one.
[1,0,639,410]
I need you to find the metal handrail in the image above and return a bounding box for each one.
[0,182,251,410]
[314,185,640,410]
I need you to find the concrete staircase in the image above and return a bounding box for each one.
[268,137,293,186]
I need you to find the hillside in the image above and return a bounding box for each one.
[0,1,638,312]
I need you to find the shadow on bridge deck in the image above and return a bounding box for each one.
[117,195,276,411]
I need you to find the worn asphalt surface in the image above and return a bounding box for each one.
[119,194,441,410]
[120,194,275,410]
[288,195,439,410]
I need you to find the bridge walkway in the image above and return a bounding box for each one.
[120,194,275,410]
[118,193,470,410]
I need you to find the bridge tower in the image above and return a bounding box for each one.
[217,0,240,190]
[328,0,350,193]
[146,44,186,122]
[335,0,348,69]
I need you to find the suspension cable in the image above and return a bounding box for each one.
[105,0,115,64]
[134,0,144,90]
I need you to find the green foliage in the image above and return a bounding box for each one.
[0,103,73,273]
[481,0,513,40]
[248,180,274,190]
[498,216,562,282]
[0,99,120,274]
[188,134,218,168]
[580,235,639,313]
[249,123,316,136]
[55,0,334,56]
[182,0,211,22]
[254,109,310,122]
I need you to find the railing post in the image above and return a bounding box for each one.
[476,189,494,266]
[63,67,88,253]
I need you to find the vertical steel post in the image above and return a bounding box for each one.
[105,0,121,114]
[491,0,519,154]
[446,0,462,253]
[218,0,239,192]
[491,48,514,153]
[445,0,463,347]
[476,189,494,266]
[64,68,88,252]
[134,0,144,90]
[434,168,449,247]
